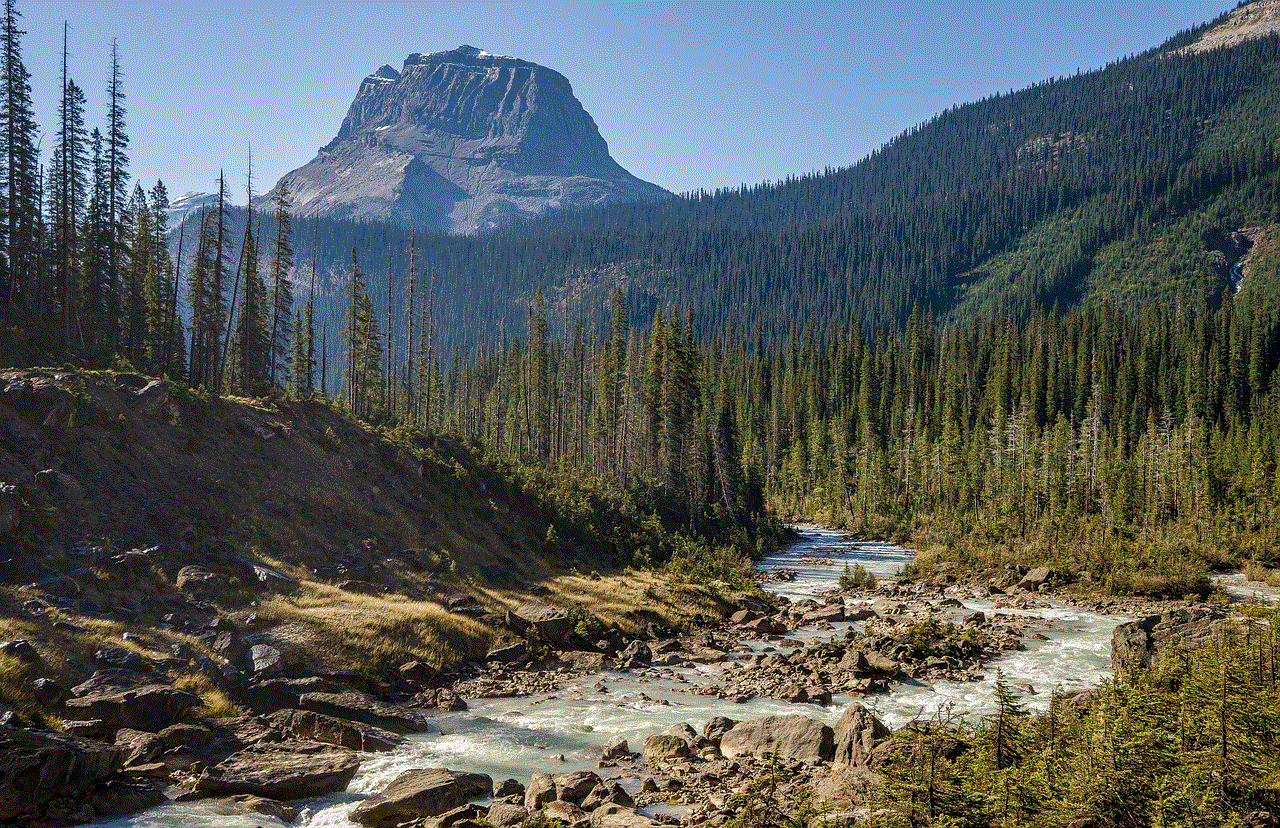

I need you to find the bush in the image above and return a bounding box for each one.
[839,562,877,591]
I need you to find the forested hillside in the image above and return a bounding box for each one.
[163,17,1280,371]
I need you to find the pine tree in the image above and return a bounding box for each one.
[104,38,128,358]
[0,0,40,328]
[266,182,294,388]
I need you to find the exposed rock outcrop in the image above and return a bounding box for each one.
[262,46,669,234]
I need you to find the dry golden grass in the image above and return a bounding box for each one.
[255,582,495,676]
[172,672,240,718]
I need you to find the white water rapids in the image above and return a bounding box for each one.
[94,526,1129,827]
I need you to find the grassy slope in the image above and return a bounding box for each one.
[0,370,751,715]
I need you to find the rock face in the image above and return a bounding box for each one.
[832,703,890,767]
[1111,607,1235,671]
[262,46,669,234]
[350,767,493,827]
[0,726,122,821]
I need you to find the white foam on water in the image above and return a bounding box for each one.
[92,524,1129,827]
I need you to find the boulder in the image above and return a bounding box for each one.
[351,768,494,827]
[63,685,202,733]
[489,802,529,826]
[487,642,529,664]
[719,715,834,765]
[88,777,166,817]
[642,725,695,764]
[580,781,634,810]
[832,703,891,767]
[93,647,146,671]
[175,565,222,591]
[614,640,651,668]
[233,556,299,593]
[543,800,590,826]
[591,804,660,828]
[553,769,603,803]
[525,771,558,808]
[243,678,429,733]
[245,644,285,679]
[398,660,440,688]
[1018,566,1053,591]
[703,716,736,742]
[600,735,632,761]
[196,741,361,799]
[510,602,572,645]
[0,725,122,820]
[494,778,525,799]
[267,709,407,752]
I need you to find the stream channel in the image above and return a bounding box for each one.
[98,526,1128,827]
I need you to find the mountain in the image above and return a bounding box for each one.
[260,46,670,234]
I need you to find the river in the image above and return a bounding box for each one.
[94,526,1128,827]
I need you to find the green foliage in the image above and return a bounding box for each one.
[839,562,877,591]
[875,610,1280,827]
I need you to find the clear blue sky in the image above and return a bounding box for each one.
[18,0,1229,202]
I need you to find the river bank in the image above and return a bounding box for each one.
[53,526,1170,828]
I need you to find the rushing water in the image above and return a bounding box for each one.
[94,526,1128,827]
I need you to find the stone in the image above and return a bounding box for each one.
[615,640,651,668]
[89,777,166,817]
[350,767,494,827]
[0,725,122,821]
[510,602,572,645]
[487,642,529,664]
[245,644,285,679]
[488,802,529,827]
[398,660,440,688]
[1112,607,1234,671]
[243,678,429,733]
[31,677,70,707]
[267,708,407,752]
[552,769,602,803]
[600,735,632,760]
[63,685,202,734]
[525,771,558,808]
[196,741,361,799]
[0,639,39,662]
[220,794,300,822]
[1018,566,1053,591]
[580,780,634,810]
[719,715,835,765]
[832,703,891,767]
[176,565,222,591]
[590,804,660,828]
[543,800,589,826]
[93,646,146,671]
[703,716,737,742]
[642,730,694,764]
[962,610,986,626]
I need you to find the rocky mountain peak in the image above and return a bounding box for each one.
[264,46,668,234]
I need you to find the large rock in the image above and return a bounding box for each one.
[1018,566,1053,591]
[63,685,202,733]
[509,602,572,645]
[267,709,407,752]
[719,715,834,765]
[258,47,670,235]
[0,725,122,820]
[195,741,361,799]
[832,703,891,767]
[642,730,694,764]
[350,768,494,827]
[1111,607,1234,672]
[591,804,660,828]
[243,678,429,733]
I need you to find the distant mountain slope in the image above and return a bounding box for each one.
[180,3,1280,376]
[260,46,669,234]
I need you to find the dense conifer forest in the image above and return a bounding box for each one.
[6,1,1280,824]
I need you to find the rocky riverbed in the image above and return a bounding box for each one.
[3,527,1247,828]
